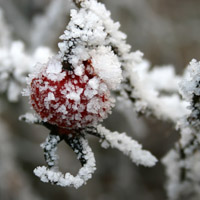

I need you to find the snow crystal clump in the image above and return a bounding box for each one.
[90,46,122,89]
[97,125,157,167]
[34,137,96,188]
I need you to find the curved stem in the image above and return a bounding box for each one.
[41,133,62,168]
[34,133,96,188]
[64,134,87,166]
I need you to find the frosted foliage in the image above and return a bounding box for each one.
[58,0,122,89]
[162,150,184,200]
[34,136,96,189]
[41,135,61,167]
[19,113,41,124]
[91,46,122,89]
[162,144,200,200]
[179,59,200,128]
[0,40,52,102]
[124,53,189,121]
[66,0,188,122]
[179,59,200,101]
[97,125,157,167]
[162,58,200,200]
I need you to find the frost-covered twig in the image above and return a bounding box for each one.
[0,7,53,102]
[162,59,200,200]
[34,134,96,189]
[69,0,188,122]
[19,113,41,124]
[0,40,52,102]
[41,134,61,168]
[22,0,158,189]
[84,125,157,167]
[95,125,157,167]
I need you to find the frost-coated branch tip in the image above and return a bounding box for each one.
[19,113,41,124]
[162,59,200,199]
[20,0,158,189]
[34,134,96,188]
[96,125,157,167]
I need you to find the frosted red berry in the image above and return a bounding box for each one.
[30,59,114,129]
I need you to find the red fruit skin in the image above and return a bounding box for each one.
[30,60,112,130]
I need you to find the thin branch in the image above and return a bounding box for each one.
[34,134,96,188]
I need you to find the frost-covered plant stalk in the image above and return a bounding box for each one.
[1,0,200,197]
[21,0,157,188]
[162,60,200,200]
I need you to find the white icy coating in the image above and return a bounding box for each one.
[97,125,157,167]
[162,150,185,200]
[0,6,53,102]
[162,59,200,199]
[0,40,53,102]
[90,46,122,89]
[64,1,188,122]
[45,57,66,81]
[19,113,41,124]
[58,0,122,90]
[179,59,200,109]
[34,137,96,189]
[25,54,115,128]
[41,134,61,167]
[178,59,200,129]
[121,51,189,121]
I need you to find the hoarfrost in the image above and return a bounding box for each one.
[34,135,96,189]
[97,125,157,167]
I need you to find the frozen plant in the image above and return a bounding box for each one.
[0,7,53,102]
[21,0,157,188]
[162,59,200,200]
[1,0,199,198]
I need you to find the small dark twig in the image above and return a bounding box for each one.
[64,134,87,166]
[42,132,62,168]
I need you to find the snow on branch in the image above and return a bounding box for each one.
[96,125,157,167]
[66,0,188,122]
[19,113,41,124]
[18,0,160,189]
[162,59,200,200]
[34,134,96,188]
[0,6,53,102]
[0,40,52,102]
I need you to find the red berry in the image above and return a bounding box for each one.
[30,58,114,130]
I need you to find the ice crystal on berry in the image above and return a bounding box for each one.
[21,0,157,189]
[29,56,114,129]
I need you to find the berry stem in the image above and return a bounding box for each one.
[64,134,87,166]
[41,133,62,168]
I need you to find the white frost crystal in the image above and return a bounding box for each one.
[34,136,96,189]
[97,125,157,167]
[90,46,122,89]
[162,59,200,199]
[58,0,123,90]
[0,40,52,102]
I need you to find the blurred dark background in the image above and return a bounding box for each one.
[0,0,199,199]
